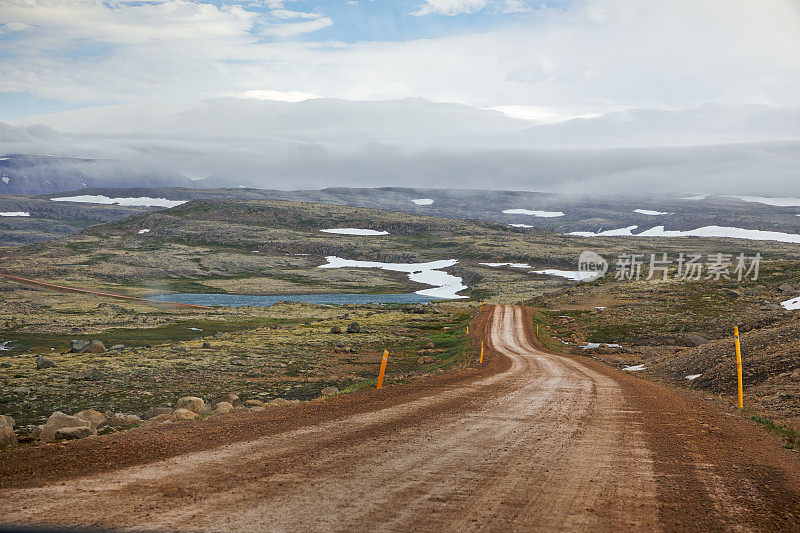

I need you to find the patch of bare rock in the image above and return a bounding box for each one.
[1,389,331,448]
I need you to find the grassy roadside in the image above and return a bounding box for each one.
[0,297,481,429]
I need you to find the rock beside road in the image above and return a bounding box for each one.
[40,412,92,443]
[0,415,17,448]
[685,334,710,347]
[172,408,198,421]
[176,396,205,413]
[54,426,95,441]
[212,402,234,415]
[74,409,107,430]
[36,356,56,369]
[212,393,240,408]
[105,412,141,428]
[81,340,106,354]
[70,340,90,353]
[346,322,360,334]
[268,398,301,407]
[320,387,339,397]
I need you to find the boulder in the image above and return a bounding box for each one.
[70,340,90,353]
[148,413,174,424]
[74,409,107,429]
[40,411,91,443]
[212,402,234,415]
[176,396,205,413]
[109,344,126,351]
[418,356,436,365]
[36,356,56,369]
[244,399,265,407]
[790,368,800,382]
[172,408,198,421]
[320,387,339,397]
[268,398,301,407]
[346,322,360,334]
[212,393,240,408]
[80,340,106,354]
[685,334,710,347]
[0,415,17,448]
[141,407,174,420]
[80,368,105,381]
[249,406,266,412]
[105,412,141,427]
[330,326,342,334]
[54,426,95,441]
[202,341,212,349]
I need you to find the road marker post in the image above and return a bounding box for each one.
[466,325,469,335]
[734,327,743,409]
[480,341,484,363]
[377,349,389,390]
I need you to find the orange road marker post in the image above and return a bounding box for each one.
[376,349,389,390]
[466,325,469,335]
[734,326,744,409]
[480,341,484,364]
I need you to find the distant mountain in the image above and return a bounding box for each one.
[0,154,190,195]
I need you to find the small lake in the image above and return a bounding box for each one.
[148,293,441,308]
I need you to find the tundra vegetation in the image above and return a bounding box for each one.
[1,197,800,448]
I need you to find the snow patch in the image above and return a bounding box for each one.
[532,269,598,281]
[570,225,800,243]
[685,374,702,381]
[51,195,187,208]
[503,208,564,218]
[187,327,203,331]
[0,212,29,217]
[725,195,800,207]
[318,256,467,299]
[0,341,10,351]
[622,364,646,371]
[138,229,150,234]
[581,343,621,350]
[634,209,672,215]
[780,296,800,310]
[681,194,708,200]
[320,228,389,236]
[412,198,434,205]
[480,262,533,269]
[1,177,9,184]
[509,223,534,228]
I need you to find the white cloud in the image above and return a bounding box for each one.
[0,0,798,117]
[412,0,489,16]
[239,89,320,102]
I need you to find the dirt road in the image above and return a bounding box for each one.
[1,305,799,531]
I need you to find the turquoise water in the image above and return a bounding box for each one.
[148,292,439,308]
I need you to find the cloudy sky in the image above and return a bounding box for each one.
[1,0,798,119]
[0,0,798,193]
